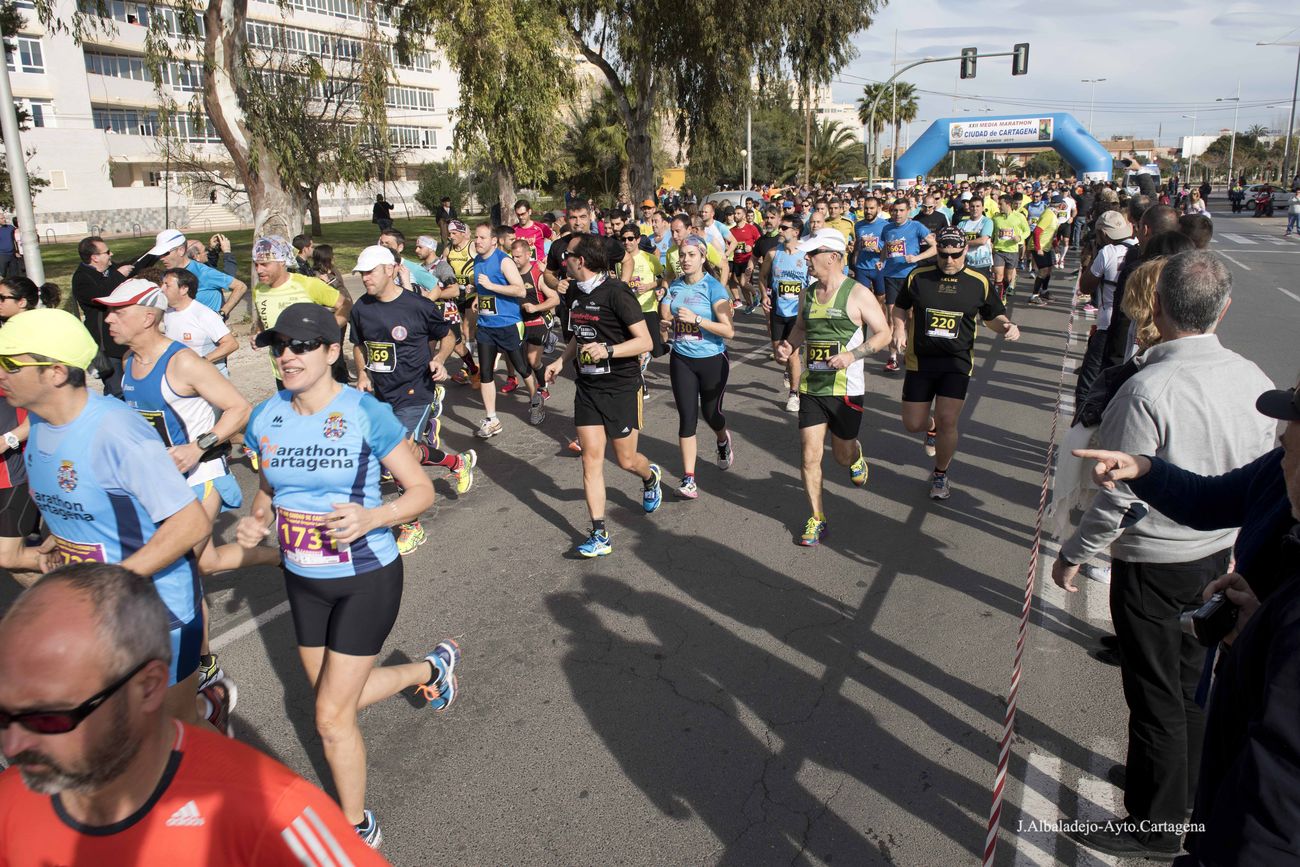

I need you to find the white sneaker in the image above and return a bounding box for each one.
[1082,563,1111,585]
[475,416,503,438]
[784,392,800,413]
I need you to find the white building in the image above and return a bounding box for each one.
[9,0,458,238]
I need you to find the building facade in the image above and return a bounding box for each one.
[9,0,457,239]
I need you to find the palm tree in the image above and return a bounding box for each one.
[858,82,891,167]
[784,120,860,185]
[1245,123,1270,141]
[887,81,919,172]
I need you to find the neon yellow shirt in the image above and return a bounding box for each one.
[252,273,340,331]
[990,212,1030,253]
[1033,207,1059,251]
[627,249,664,312]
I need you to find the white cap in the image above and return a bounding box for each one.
[146,228,186,257]
[92,278,168,310]
[353,245,398,273]
[795,228,847,255]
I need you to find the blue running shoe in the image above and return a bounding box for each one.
[576,529,612,558]
[355,809,383,849]
[415,639,460,711]
[642,464,663,513]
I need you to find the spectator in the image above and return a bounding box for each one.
[0,215,16,278]
[149,230,246,320]
[0,562,389,865]
[202,234,238,279]
[371,192,394,232]
[1285,187,1300,237]
[1178,214,1213,249]
[435,195,457,244]
[1098,204,1182,373]
[312,243,343,289]
[70,235,133,397]
[1074,211,1138,403]
[291,233,316,276]
[1197,179,1211,204]
[1054,251,1276,860]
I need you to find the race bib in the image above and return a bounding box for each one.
[477,295,498,315]
[276,508,350,568]
[925,309,961,340]
[577,346,611,376]
[777,279,802,297]
[673,319,702,341]
[997,228,1017,241]
[50,536,107,565]
[806,340,841,371]
[137,410,173,447]
[885,239,907,258]
[364,341,396,373]
[735,243,749,255]
[965,231,979,242]
[860,235,880,253]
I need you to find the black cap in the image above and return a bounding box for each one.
[1256,387,1300,422]
[935,226,967,248]
[255,302,342,347]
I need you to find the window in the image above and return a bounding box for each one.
[47,170,67,190]
[24,98,50,127]
[85,50,205,92]
[6,37,44,73]
[388,125,437,150]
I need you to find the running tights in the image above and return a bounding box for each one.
[478,341,534,388]
[669,351,729,438]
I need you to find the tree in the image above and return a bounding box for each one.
[885,81,918,173]
[414,160,467,215]
[562,89,632,202]
[783,120,859,185]
[1246,124,1270,140]
[857,83,892,171]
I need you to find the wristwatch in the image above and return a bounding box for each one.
[195,432,220,451]
[2,431,19,451]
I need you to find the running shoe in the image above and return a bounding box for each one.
[1082,303,1098,316]
[924,428,937,458]
[785,392,800,413]
[528,390,546,426]
[799,515,827,547]
[476,416,503,438]
[676,476,699,499]
[241,445,260,472]
[452,449,477,495]
[849,448,868,488]
[1082,562,1112,585]
[396,521,428,554]
[196,653,224,692]
[199,676,237,737]
[355,810,383,849]
[929,471,951,500]
[470,370,481,388]
[716,431,734,470]
[451,368,470,385]
[426,416,443,453]
[642,464,663,513]
[429,384,446,421]
[500,375,520,395]
[1041,290,1053,302]
[884,357,900,373]
[543,329,560,355]
[567,438,583,454]
[380,468,395,484]
[576,528,612,558]
[782,371,791,391]
[415,638,461,711]
[539,387,551,401]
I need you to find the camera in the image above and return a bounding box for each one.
[1180,592,1238,647]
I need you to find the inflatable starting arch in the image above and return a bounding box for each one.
[892,113,1112,188]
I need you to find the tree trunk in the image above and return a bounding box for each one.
[495,163,516,223]
[307,186,322,237]
[202,0,304,238]
[624,124,654,203]
[618,162,632,206]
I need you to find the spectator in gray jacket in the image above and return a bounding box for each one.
[1052,250,1276,861]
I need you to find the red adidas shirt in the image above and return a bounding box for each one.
[730,223,761,264]
[0,721,389,866]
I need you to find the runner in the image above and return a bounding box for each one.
[349,245,476,556]
[618,226,666,384]
[239,303,460,848]
[826,198,855,244]
[148,229,247,319]
[543,235,659,558]
[413,234,481,385]
[0,309,212,725]
[377,228,437,295]
[956,198,995,281]
[666,214,728,284]
[774,229,892,547]
[991,196,1030,301]
[511,238,559,417]
[0,563,390,866]
[661,237,736,499]
[159,268,238,377]
[852,196,889,305]
[512,199,549,262]
[879,199,937,373]
[891,227,1021,499]
[470,224,543,436]
[758,216,808,413]
[729,206,762,311]
[1026,196,1060,307]
[442,221,478,361]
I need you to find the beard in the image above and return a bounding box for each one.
[10,699,143,796]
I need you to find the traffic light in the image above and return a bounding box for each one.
[1012,42,1029,76]
[960,47,977,79]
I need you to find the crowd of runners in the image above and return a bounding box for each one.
[0,170,1289,864]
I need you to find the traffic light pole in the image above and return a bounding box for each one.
[865,48,1023,190]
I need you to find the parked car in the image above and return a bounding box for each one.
[1243,184,1289,212]
[702,190,764,208]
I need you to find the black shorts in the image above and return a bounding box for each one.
[0,483,39,538]
[883,276,907,305]
[1032,250,1054,269]
[798,393,864,441]
[574,385,642,439]
[523,322,548,347]
[902,368,971,402]
[477,323,524,352]
[769,313,798,343]
[284,558,403,656]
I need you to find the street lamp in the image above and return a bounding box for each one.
[1081,78,1106,135]
[1216,85,1241,186]
[1257,38,1300,185]
[1182,111,1198,183]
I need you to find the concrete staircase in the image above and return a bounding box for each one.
[183,200,245,232]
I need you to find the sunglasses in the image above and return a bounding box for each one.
[0,355,54,373]
[937,250,965,259]
[0,658,152,735]
[0,294,17,302]
[269,337,327,358]
[780,225,799,231]
[622,236,640,242]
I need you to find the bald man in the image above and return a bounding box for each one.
[0,563,390,864]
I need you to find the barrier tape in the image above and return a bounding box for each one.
[982,277,1080,867]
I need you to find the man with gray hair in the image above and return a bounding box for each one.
[0,563,389,864]
[1051,250,1276,860]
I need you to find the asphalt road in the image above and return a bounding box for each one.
[2,211,1294,866]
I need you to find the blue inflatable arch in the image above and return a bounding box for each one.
[892,113,1112,188]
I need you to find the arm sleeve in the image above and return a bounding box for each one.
[254,777,392,866]
[1032,226,1044,252]
[98,416,197,522]
[1128,451,1277,532]
[359,393,407,460]
[1060,393,1161,564]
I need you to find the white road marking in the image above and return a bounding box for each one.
[1278,287,1300,304]
[211,600,291,651]
[1219,233,1256,245]
[1012,751,1063,866]
[1219,253,1252,271]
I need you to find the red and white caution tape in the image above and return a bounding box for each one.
[982,281,1080,867]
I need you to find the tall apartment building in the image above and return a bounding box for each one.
[8,0,458,238]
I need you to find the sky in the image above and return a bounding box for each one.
[830,0,1300,148]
